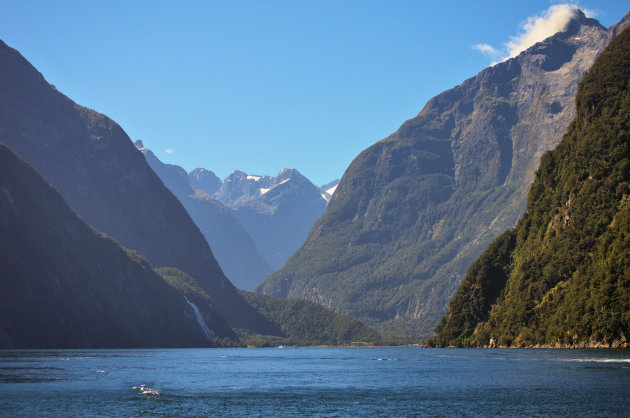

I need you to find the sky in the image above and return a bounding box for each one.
[0,1,628,185]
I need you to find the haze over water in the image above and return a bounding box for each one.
[1,348,629,416]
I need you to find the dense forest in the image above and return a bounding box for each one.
[428,27,630,348]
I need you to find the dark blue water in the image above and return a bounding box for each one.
[1,348,629,416]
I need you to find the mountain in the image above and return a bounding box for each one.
[239,291,381,346]
[230,168,328,270]
[215,170,276,206]
[158,267,381,346]
[429,26,630,348]
[189,167,222,196]
[0,39,275,333]
[320,179,340,202]
[257,10,628,338]
[0,142,231,348]
[136,142,273,290]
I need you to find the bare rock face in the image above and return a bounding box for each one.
[189,167,222,196]
[257,11,626,338]
[216,170,276,206]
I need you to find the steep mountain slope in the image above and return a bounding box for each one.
[230,168,328,270]
[0,143,229,348]
[0,39,273,332]
[258,11,628,338]
[137,142,273,290]
[429,26,630,348]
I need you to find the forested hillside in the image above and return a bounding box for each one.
[429,26,630,348]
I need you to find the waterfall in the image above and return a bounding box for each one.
[184,296,214,340]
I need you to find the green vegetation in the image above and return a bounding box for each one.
[257,15,615,340]
[255,14,613,342]
[238,291,382,347]
[429,27,630,348]
[158,267,240,346]
[159,268,381,347]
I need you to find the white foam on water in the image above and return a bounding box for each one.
[562,358,630,364]
[134,384,160,396]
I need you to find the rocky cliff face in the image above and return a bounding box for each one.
[189,167,222,196]
[0,39,275,333]
[138,144,273,290]
[0,143,230,348]
[216,170,276,206]
[429,25,630,348]
[257,11,629,338]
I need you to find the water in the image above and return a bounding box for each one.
[1,348,629,416]
[184,296,214,340]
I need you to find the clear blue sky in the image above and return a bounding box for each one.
[1,1,627,185]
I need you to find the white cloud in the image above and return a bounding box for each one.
[472,3,581,64]
[472,43,500,57]
[505,4,578,59]
[165,148,174,154]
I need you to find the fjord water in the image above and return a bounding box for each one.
[1,348,629,416]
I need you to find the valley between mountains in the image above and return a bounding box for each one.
[0,7,628,348]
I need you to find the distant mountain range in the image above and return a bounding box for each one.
[0,37,375,347]
[189,167,222,196]
[226,168,328,270]
[429,25,630,348]
[136,142,273,290]
[257,10,630,339]
[136,143,330,282]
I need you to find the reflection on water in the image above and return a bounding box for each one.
[0,348,629,416]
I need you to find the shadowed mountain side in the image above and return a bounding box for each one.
[429,25,630,348]
[0,143,225,348]
[0,39,274,333]
[257,10,628,339]
[139,145,273,290]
